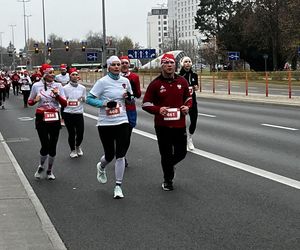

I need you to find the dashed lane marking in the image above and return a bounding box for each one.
[198,113,216,118]
[261,123,298,131]
[84,112,300,190]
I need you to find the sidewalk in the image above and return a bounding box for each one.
[0,133,66,250]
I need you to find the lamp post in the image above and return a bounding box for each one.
[18,0,30,52]
[194,35,203,73]
[42,0,47,63]
[0,32,4,69]
[25,14,32,47]
[9,25,17,70]
[263,54,268,72]
[102,0,107,75]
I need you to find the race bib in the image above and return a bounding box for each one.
[21,85,30,91]
[189,86,194,95]
[105,104,122,117]
[0,84,5,89]
[164,108,180,121]
[67,99,80,107]
[43,112,59,122]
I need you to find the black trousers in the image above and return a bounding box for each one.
[155,126,187,184]
[97,123,130,162]
[0,89,5,105]
[12,82,19,95]
[35,114,61,157]
[64,112,84,151]
[22,90,30,107]
[188,94,198,135]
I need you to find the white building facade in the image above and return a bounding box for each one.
[146,6,169,55]
[167,0,201,49]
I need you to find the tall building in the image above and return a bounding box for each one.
[167,0,201,50]
[147,5,168,55]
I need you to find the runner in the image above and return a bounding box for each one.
[142,53,192,191]
[179,56,199,150]
[86,55,133,199]
[19,70,32,108]
[119,55,141,167]
[28,64,67,180]
[63,68,86,158]
[0,73,7,109]
[11,71,20,95]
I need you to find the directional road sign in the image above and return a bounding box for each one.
[86,52,98,62]
[228,51,240,61]
[128,49,156,59]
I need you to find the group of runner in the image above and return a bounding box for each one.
[1,53,199,199]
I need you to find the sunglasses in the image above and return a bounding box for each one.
[111,63,121,66]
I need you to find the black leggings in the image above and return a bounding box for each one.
[12,82,19,95]
[97,123,130,162]
[36,114,61,157]
[188,94,198,135]
[155,126,187,184]
[0,89,5,105]
[22,90,30,106]
[64,112,84,151]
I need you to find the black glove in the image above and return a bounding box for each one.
[126,91,132,100]
[106,101,117,108]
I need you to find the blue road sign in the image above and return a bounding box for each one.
[87,52,98,62]
[128,49,156,59]
[228,51,240,61]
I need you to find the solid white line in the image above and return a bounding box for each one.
[0,133,67,250]
[261,123,298,131]
[198,113,216,118]
[84,113,300,189]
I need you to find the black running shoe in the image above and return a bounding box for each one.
[162,182,174,191]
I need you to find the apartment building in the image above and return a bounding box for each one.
[146,5,169,55]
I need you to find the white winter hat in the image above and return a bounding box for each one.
[107,56,121,68]
[180,56,192,66]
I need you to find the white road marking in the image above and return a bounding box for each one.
[261,123,298,131]
[198,113,216,118]
[84,113,300,189]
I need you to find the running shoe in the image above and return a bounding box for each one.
[113,185,124,199]
[46,171,55,180]
[70,150,78,158]
[96,162,107,184]
[76,146,83,156]
[187,136,195,151]
[34,165,44,179]
[162,182,174,191]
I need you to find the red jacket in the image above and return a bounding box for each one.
[123,72,141,111]
[142,74,192,128]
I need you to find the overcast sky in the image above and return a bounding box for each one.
[0,0,167,51]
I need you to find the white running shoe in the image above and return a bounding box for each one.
[113,185,124,199]
[70,150,78,158]
[34,165,44,179]
[96,162,107,184]
[187,135,195,151]
[76,146,83,156]
[47,171,55,180]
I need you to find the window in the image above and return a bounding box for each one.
[164,27,167,31]
[163,21,167,25]
[164,32,168,37]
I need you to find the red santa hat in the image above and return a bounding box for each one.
[60,64,67,70]
[119,56,130,63]
[68,67,78,75]
[161,53,175,65]
[40,64,54,76]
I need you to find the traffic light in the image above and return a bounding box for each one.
[34,47,39,54]
[48,47,52,54]
[64,41,70,51]
[8,51,13,57]
[81,41,87,52]
[82,45,86,52]
[19,52,23,58]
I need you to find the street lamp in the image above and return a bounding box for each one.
[101,0,107,75]
[9,25,17,70]
[25,14,32,48]
[0,32,4,68]
[18,0,30,52]
[42,0,47,63]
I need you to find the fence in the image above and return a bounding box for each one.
[79,70,300,98]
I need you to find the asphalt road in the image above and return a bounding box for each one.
[0,94,299,250]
